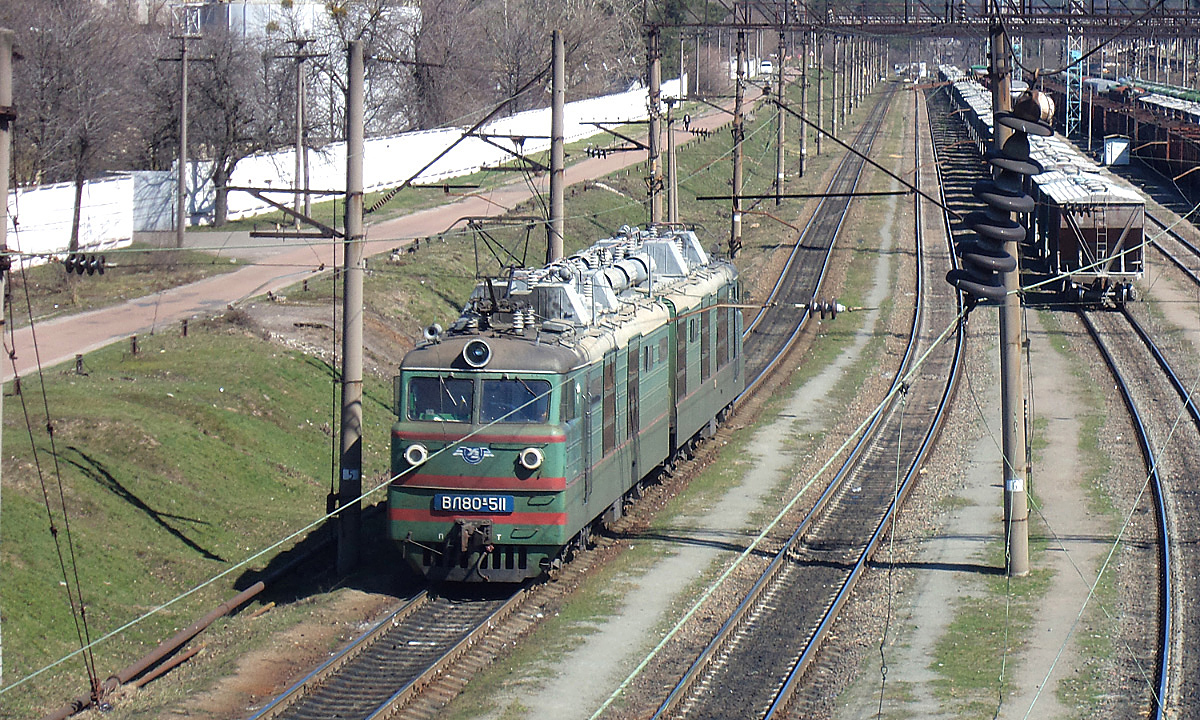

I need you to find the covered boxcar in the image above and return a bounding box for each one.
[389,225,743,581]
[941,65,1146,305]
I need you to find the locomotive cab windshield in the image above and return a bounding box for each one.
[402,373,555,425]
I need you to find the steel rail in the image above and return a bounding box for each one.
[1146,211,1200,285]
[1078,310,1170,720]
[248,586,527,720]
[653,82,960,720]
[763,82,966,720]
[248,590,432,719]
[738,82,898,402]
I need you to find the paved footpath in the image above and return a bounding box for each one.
[2,108,737,382]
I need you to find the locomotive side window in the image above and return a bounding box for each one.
[481,379,551,423]
[717,306,729,370]
[408,376,473,422]
[602,357,617,453]
[563,379,578,423]
[701,309,712,382]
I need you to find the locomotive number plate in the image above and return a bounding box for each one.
[433,494,514,514]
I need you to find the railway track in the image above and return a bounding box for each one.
[1146,210,1200,284]
[248,587,524,720]
[249,82,911,720]
[739,81,898,396]
[1076,307,1192,719]
[649,84,962,720]
[246,82,907,720]
[925,79,1188,716]
[1115,208,1200,715]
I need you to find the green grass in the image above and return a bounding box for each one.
[1,320,393,718]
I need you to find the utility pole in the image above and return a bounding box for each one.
[799,32,808,177]
[174,31,198,249]
[666,99,678,223]
[989,24,1030,577]
[775,31,786,206]
[816,33,823,156]
[337,40,365,575]
[0,27,12,687]
[648,27,663,224]
[289,39,311,223]
[831,36,838,141]
[548,30,565,262]
[730,30,745,257]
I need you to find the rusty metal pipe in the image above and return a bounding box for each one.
[104,581,265,691]
[132,645,204,689]
[40,583,264,720]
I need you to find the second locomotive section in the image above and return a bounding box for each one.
[390,226,744,582]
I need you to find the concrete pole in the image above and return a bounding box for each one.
[177,36,189,249]
[548,30,565,262]
[989,24,1029,578]
[648,27,663,224]
[799,32,808,177]
[731,30,745,257]
[816,34,824,155]
[0,28,11,687]
[667,102,678,223]
[775,32,786,206]
[337,40,365,575]
[850,38,858,112]
[832,36,839,140]
[293,42,307,226]
[840,37,848,124]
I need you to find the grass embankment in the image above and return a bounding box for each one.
[1,316,395,717]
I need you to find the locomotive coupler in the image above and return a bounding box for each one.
[452,519,493,553]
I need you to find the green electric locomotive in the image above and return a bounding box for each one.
[389,225,742,581]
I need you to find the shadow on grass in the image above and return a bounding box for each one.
[64,446,226,562]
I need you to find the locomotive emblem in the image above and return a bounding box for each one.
[454,446,494,465]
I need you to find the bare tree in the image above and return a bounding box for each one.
[2,1,145,249]
[411,0,642,129]
[307,1,420,136]
[190,28,280,226]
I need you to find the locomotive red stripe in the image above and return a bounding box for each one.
[389,507,568,525]
[391,474,568,491]
[394,430,565,444]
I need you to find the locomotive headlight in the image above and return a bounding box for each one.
[404,443,429,467]
[463,339,492,368]
[518,447,544,470]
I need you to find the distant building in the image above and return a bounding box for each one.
[179,1,417,38]
[191,0,326,37]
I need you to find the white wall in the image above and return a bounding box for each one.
[6,78,686,263]
[4,177,133,268]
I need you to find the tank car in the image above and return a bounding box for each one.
[389,225,743,581]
